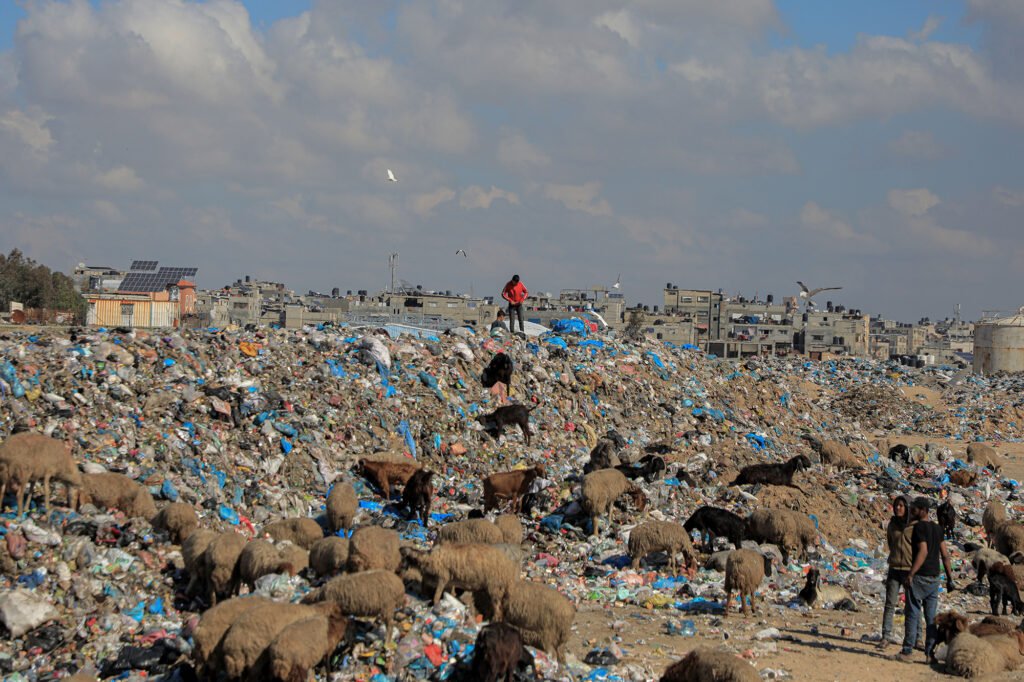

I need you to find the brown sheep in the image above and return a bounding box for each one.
[0,432,82,516]
[471,622,528,682]
[494,514,524,544]
[301,569,406,643]
[59,676,100,682]
[968,443,1002,472]
[347,526,401,573]
[581,468,648,536]
[401,543,517,620]
[309,536,349,577]
[239,539,297,591]
[436,518,505,545]
[628,520,695,575]
[357,458,420,500]
[985,500,1008,547]
[816,440,862,470]
[473,579,575,663]
[152,502,199,543]
[203,530,247,604]
[277,542,309,575]
[266,605,349,682]
[994,522,1024,558]
[326,481,357,534]
[660,648,761,682]
[482,465,545,513]
[191,595,272,676]
[220,601,335,681]
[77,472,157,519]
[724,549,772,617]
[936,611,1024,677]
[745,508,819,565]
[949,469,978,488]
[182,528,217,597]
[263,517,323,550]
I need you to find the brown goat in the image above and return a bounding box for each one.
[357,458,420,500]
[482,464,545,513]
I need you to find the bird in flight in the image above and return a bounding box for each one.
[612,273,621,290]
[386,168,397,182]
[455,249,467,257]
[796,281,842,299]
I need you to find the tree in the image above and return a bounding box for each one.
[624,308,646,341]
[0,249,86,321]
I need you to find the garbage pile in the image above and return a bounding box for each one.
[0,323,1021,681]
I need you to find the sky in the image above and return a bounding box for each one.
[1,1,1023,322]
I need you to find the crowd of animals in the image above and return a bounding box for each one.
[4,344,1024,680]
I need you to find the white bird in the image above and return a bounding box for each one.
[455,249,467,258]
[796,281,842,299]
[386,168,397,182]
[612,273,621,290]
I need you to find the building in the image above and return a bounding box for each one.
[974,310,1024,375]
[73,263,125,293]
[85,260,198,328]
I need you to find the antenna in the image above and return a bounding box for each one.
[955,303,961,325]
[388,252,399,294]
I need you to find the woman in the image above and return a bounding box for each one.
[880,495,913,647]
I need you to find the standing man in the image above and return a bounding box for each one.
[501,274,528,334]
[897,496,955,663]
[879,495,913,649]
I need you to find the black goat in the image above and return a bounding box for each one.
[583,439,620,475]
[683,506,745,552]
[937,499,956,540]
[729,455,812,492]
[989,563,1024,616]
[615,455,666,483]
[401,469,434,527]
[481,353,514,390]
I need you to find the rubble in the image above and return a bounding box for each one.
[0,323,1021,680]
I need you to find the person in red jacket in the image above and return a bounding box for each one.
[501,274,528,334]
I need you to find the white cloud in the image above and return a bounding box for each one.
[888,188,993,255]
[799,201,881,250]
[544,182,612,216]
[910,15,942,42]
[0,109,54,155]
[92,200,123,222]
[888,130,945,160]
[497,130,550,172]
[888,188,941,217]
[459,186,520,210]
[95,165,143,191]
[412,187,456,216]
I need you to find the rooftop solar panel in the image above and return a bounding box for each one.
[118,264,198,292]
[129,260,158,272]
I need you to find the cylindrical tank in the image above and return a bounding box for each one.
[974,309,1024,375]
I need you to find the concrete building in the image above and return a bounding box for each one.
[86,280,196,328]
[73,263,125,293]
[974,310,1024,375]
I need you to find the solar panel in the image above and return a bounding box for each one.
[129,260,158,272]
[118,265,198,292]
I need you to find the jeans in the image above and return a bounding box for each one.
[882,570,907,640]
[902,575,940,657]
[507,303,524,333]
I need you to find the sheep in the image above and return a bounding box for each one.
[967,443,1002,472]
[347,525,401,573]
[659,648,761,682]
[263,517,323,550]
[472,579,576,663]
[309,536,349,577]
[969,615,1017,637]
[729,455,812,492]
[745,508,819,565]
[994,522,1024,558]
[493,514,524,545]
[436,518,505,545]
[949,469,978,488]
[182,528,217,597]
[470,622,527,682]
[704,551,733,573]
[300,569,405,643]
[202,530,247,604]
[400,543,516,620]
[482,464,545,513]
[220,601,336,681]
[989,563,1024,615]
[191,595,272,676]
[239,539,297,591]
[266,605,348,682]
[0,432,82,516]
[152,502,199,543]
[798,567,856,610]
[723,549,772,617]
[582,439,620,475]
[628,520,695,575]
[814,439,862,470]
[326,481,357,534]
[936,612,1024,677]
[277,542,309,575]
[962,543,1009,585]
[77,472,157,520]
[938,499,957,540]
[493,542,532,569]
[581,468,648,536]
[401,468,433,526]
[683,506,745,552]
[357,458,420,500]
[984,500,1007,547]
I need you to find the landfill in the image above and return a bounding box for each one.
[0,323,1022,681]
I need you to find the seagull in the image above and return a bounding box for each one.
[455,249,467,258]
[796,281,842,299]
[386,168,397,182]
[612,273,621,290]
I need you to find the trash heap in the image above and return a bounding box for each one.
[0,324,1021,681]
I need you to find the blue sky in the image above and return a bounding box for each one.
[0,1,1022,321]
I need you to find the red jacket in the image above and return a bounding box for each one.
[502,280,528,305]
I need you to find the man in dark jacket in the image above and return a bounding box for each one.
[879,495,913,648]
[501,274,528,334]
[897,496,955,662]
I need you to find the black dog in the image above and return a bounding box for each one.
[937,499,956,540]
[615,455,666,483]
[683,506,745,551]
[730,455,812,492]
[476,403,537,446]
[481,353,514,390]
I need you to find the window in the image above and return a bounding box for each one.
[120,303,134,315]
[681,296,693,303]
[697,296,708,302]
